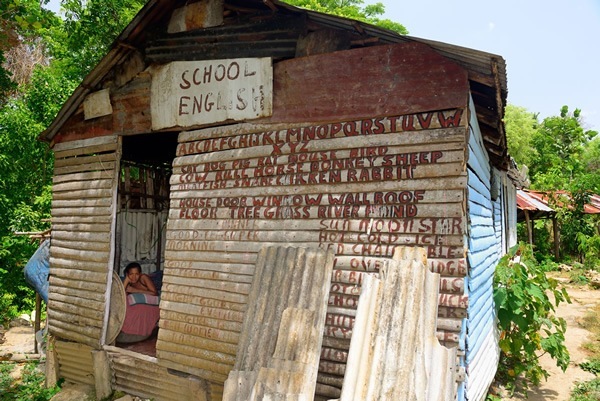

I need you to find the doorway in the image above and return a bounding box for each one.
[112,132,178,355]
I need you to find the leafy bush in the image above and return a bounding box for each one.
[570,378,600,401]
[0,361,61,401]
[493,243,571,393]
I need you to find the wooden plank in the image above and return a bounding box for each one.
[52,215,111,225]
[49,268,107,283]
[168,202,464,221]
[50,256,109,271]
[157,356,227,384]
[50,246,110,263]
[51,188,113,200]
[163,267,253,283]
[51,284,106,303]
[54,153,116,168]
[54,161,117,176]
[160,286,247,305]
[52,178,114,192]
[52,230,111,243]
[49,325,97,348]
[158,333,237,362]
[170,176,468,200]
[54,142,118,160]
[52,218,110,236]
[166,215,465,235]
[53,171,113,185]
[50,206,113,217]
[49,292,105,312]
[50,276,106,294]
[160,319,240,345]
[52,198,113,209]
[160,310,243,333]
[50,239,110,253]
[160,300,244,321]
[49,321,101,347]
[175,127,465,163]
[47,307,104,328]
[162,275,251,294]
[52,135,118,153]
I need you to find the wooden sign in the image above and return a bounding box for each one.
[151,58,273,130]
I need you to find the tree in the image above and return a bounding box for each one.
[530,106,597,190]
[504,104,538,169]
[283,0,408,34]
[0,0,144,318]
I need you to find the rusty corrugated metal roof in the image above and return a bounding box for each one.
[516,190,554,212]
[517,189,600,221]
[40,0,509,169]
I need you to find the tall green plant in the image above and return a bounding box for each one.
[494,243,570,393]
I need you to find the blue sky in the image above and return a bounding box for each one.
[376,0,600,132]
[46,0,599,132]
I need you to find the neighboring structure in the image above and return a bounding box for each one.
[40,1,517,400]
[517,189,600,259]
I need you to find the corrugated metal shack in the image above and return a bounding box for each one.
[39,0,517,400]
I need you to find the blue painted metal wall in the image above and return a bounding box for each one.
[463,98,502,401]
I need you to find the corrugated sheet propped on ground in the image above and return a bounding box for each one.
[55,340,95,385]
[48,135,120,348]
[223,246,334,400]
[106,346,210,401]
[336,247,458,401]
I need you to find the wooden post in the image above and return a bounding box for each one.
[34,293,41,354]
[553,216,560,261]
[92,350,113,400]
[524,210,533,246]
[45,336,60,388]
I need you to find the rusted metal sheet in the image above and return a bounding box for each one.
[55,340,95,385]
[48,136,120,349]
[517,189,600,220]
[268,42,468,124]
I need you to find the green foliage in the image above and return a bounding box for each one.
[530,106,597,190]
[282,0,408,34]
[504,104,538,169]
[570,378,600,401]
[493,243,571,393]
[580,358,600,375]
[0,0,143,325]
[0,361,61,401]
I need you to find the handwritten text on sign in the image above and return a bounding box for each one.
[151,58,273,130]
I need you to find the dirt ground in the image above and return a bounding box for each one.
[1,281,598,400]
[502,281,599,400]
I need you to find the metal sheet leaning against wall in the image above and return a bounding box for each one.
[48,135,120,348]
[157,109,469,397]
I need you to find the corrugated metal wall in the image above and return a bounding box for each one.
[48,135,120,348]
[157,110,469,399]
[464,99,501,401]
[55,340,95,385]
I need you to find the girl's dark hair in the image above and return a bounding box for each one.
[124,262,142,275]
